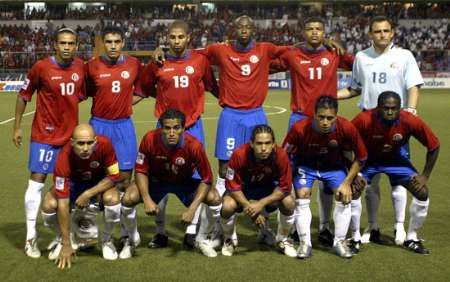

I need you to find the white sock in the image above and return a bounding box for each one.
[407,198,429,241]
[42,212,60,237]
[121,206,139,243]
[333,201,351,245]
[215,177,226,197]
[221,214,236,240]
[186,204,202,235]
[317,182,333,231]
[276,211,295,242]
[155,196,169,235]
[350,199,362,241]
[25,180,45,240]
[365,178,381,231]
[197,204,222,241]
[295,199,312,246]
[391,185,407,232]
[103,204,121,242]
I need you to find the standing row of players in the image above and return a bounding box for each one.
[12,14,438,268]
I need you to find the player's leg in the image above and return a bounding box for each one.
[317,183,334,246]
[119,182,142,259]
[347,173,369,254]
[196,187,222,257]
[41,191,62,260]
[101,187,121,260]
[220,194,239,256]
[275,195,297,258]
[362,173,382,243]
[391,185,407,245]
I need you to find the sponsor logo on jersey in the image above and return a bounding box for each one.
[71,73,79,82]
[42,163,49,171]
[21,78,30,90]
[51,76,62,80]
[328,139,338,147]
[155,155,167,160]
[163,68,175,72]
[185,66,194,74]
[226,150,233,157]
[136,152,145,165]
[249,55,259,63]
[175,157,185,166]
[90,161,100,168]
[382,144,393,152]
[99,73,111,78]
[300,60,311,64]
[226,167,235,180]
[319,147,328,154]
[121,71,130,79]
[55,177,65,190]
[320,58,329,66]
[390,63,400,69]
[372,135,384,139]
[45,125,55,132]
[392,133,403,141]
[229,56,240,62]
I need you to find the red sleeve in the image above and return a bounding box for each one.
[193,143,213,185]
[52,147,71,199]
[225,153,243,192]
[269,57,288,73]
[338,53,354,70]
[196,44,220,65]
[77,64,87,101]
[275,148,292,194]
[101,137,121,182]
[133,60,144,97]
[265,43,290,59]
[18,62,40,101]
[135,133,151,174]
[140,63,158,98]
[85,61,96,97]
[351,112,366,132]
[347,122,368,162]
[409,115,440,152]
[201,56,219,96]
[282,123,300,156]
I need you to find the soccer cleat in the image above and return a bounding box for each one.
[277,239,297,258]
[47,237,62,260]
[183,233,196,249]
[360,228,371,244]
[348,239,361,254]
[369,229,382,243]
[196,240,217,258]
[119,237,135,259]
[333,240,353,259]
[221,238,236,256]
[102,240,118,260]
[25,238,41,258]
[394,229,407,246]
[296,241,312,259]
[403,240,430,255]
[318,228,334,247]
[257,226,276,246]
[289,230,300,243]
[148,233,168,249]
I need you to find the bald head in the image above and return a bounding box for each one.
[71,124,97,159]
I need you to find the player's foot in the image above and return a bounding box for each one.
[119,237,136,259]
[148,233,168,249]
[183,233,196,249]
[102,239,118,260]
[277,239,297,258]
[221,238,236,256]
[333,240,353,259]
[403,240,430,255]
[318,228,334,247]
[47,237,62,260]
[394,229,407,246]
[196,240,217,258]
[289,230,299,243]
[369,229,383,243]
[24,238,41,258]
[257,226,276,246]
[348,239,361,255]
[296,241,312,259]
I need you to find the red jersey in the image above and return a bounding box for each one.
[226,144,292,194]
[52,135,120,199]
[198,42,288,109]
[140,50,218,128]
[352,110,440,162]
[19,56,86,146]
[271,47,353,117]
[86,55,143,120]
[135,129,213,185]
[283,117,367,170]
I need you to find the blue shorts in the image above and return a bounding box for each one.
[288,112,308,132]
[149,179,200,207]
[215,107,268,160]
[361,158,417,186]
[293,165,347,192]
[157,117,205,146]
[28,142,62,174]
[90,116,137,171]
[69,180,103,210]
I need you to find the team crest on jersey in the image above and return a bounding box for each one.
[226,168,235,180]
[121,71,130,79]
[55,177,65,190]
[328,139,338,147]
[71,73,79,82]
[82,171,92,181]
[185,66,194,74]
[320,58,329,66]
[136,153,145,165]
[175,157,185,166]
[90,161,100,168]
[392,133,403,141]
[249,55,259,63]
[390,63,400,69]
[42,163,49,171]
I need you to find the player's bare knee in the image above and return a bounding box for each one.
[205,189,221,206]
[122,185,140,207]
[409,184,429,201]
[279,195,295,215]
[221,196,237,218]
[296,188,311,199]
[30,172,46,183]
[102,188,120,206]
[41,192,57,213]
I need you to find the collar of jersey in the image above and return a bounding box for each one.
[312,120,336,134]
[233,40,255,52]
[165,49,191,61]
[101,54,125,65]
[50,56,73,68]
[370,42,394,56]
[300,45,327,53]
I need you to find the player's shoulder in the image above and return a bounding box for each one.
[183,132,204,149]
[292,117,311,131]
[274,144,289,159]
[399,110,421,124]
[124,54,141,65]
[96,134,113,146]
[337,115,356,129]
[390,45,413,56]
[32,57,51,70]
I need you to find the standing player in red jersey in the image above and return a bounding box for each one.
[12,28,86,258]
[40,124,122,268]
[350,91,439,255]
[140,20,219,250]
[283,96,367,259]
[86,26,143,255]
[120,109,222,257]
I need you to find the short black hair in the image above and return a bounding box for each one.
[369,15,394,32]
[158,108,186,128]
[251,124,275,143]
[54,27,77,42]
[168,20,190,34]
[315,95,338,113]
[101,26,124,40]
[303,17,325,28]
[234,15,255,27]
[377,91,401,107]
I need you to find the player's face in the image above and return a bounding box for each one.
[103,33,124,60]
[314,108,337,134]
[161,118,184,147]
[369,21,394,50]
[378,97,400,121]
[250,132,275,160]
[72,136,97,160]
[168,27,190,55]
[235,18,254,45]
[54,33,78,62]
[303,22,325,47]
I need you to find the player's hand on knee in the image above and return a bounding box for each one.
[56,244,76,269]
[12,128,23,148]
[411,175,428,190]
[143,199,159,216]
[181,208,196,225]
[253,214,266,228]
[352,174,367,199]
[336,183,352,204]
[244,201,264,218]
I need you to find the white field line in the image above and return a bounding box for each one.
[0,111,35,125]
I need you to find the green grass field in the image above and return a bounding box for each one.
[0,89,449,281]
